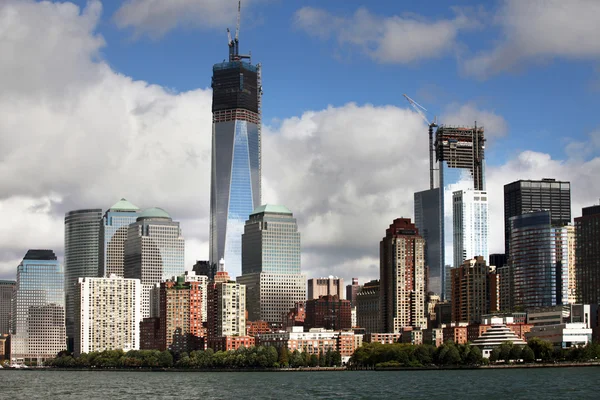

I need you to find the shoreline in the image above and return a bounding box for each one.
[2,362,600,372]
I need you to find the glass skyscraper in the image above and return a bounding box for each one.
[64,208,102,349]
[452,189,489,270]
[238,205,306,324]
[209,27,262,279]
[124,207,185,318]
[10,250,65,365]
[510,211,569,309]
[99,198,140,277]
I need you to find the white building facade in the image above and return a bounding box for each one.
[74,276,141,356]
[453,189,489,269]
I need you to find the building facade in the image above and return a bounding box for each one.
[504,178,571,255]
[450,256,498,323]
[452,189,489,269]
[124,207,185,318]
[239,205,305,325]
[305,295,352,331]
[207,270,246,339]
[209,27,262,279]
[64,208,102,349]
[74,276,141,356]
[99,198,139,277]
[0,280,15,335]
[575,205,600,304]
[308,276,344,300]
[356,280,381,333]
[380,219,427,333]
[566,225,577,304]
[510,211,569,309]
[414,188,442,298]
[346,278,360,307]
[11,250,65,365]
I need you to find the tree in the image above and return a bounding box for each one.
[158,350,174,368]
[521,346,535,363]
[442,344,461,365]
[509,345,523,362]
[309,354,319,367]
[278,347,289,367]
[466,346,483,365]
[489,347,500,363]
[528,337,554,361]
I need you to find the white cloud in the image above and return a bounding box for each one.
[462,0,600,78]
[441,103,508,139]
[294,6,474,64]
[113,0,255,38]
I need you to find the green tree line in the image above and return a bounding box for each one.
[47,346,342,369]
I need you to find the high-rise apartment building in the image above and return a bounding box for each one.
[504,178,571,255]
[11,250,65,365]
[305,295,352,331]
[346,278,360,307]
[575,205,600,304]
[183,271,209,324]
[308,276,344,300]
[209,10,262,279]
[124,208,185,318]
[159,276,205,353]
[356,280,381,334]
[450,256,498,323]
[99,198,139,277]
[453,189,489,269]
[238,205,306,325]
[64,208,102,349]
[510,211,569,309]
[74,276,141,356]
[207,269,246,339]
[380,218,427,333]
[0,280,15,334]
[566,225,576,304]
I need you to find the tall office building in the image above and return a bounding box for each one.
[124,207,185,318]
[380,218,427,333]
[414,124,485,301]
[10,250,65,365]
[207,268,246,339]
[452,189,489,269]
[510,211,569,309]
[238,205,306,325]
[99,198,140,277]
[450,256,498,323]
[308,276,344,300]
[0,280,15,334]
[209,8,262,279]
[575,205,600,304]
[64,208,102,349]
[346,278,360,307]
[566,225,577,304]
[74,276,141,356]
[504,178,571,255]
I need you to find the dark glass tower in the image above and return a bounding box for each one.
[209,8,261,279]
[503,178,571,255]
[575,205,600,304]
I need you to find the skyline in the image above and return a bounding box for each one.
[1,0,600,285]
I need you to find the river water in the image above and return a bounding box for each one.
[1,368,598,399]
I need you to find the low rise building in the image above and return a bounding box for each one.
[526,323,592,348]
[363,333,401,344]
[423,328,443,347]
[207,336,255,352]
[247,320,272,337]
[472,319,527,358]
[442,324,468,345]
[257,327,359,357]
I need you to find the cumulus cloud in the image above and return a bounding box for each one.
[294,6,474,64]
[441,103,508,139]
[462,0,600,78]
[113,0,256,38]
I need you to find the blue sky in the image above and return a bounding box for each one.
[1,0,600,283]
[73,0,600,166]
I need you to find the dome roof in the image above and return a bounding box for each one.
[137,207,171,220]
[109,198,140,212]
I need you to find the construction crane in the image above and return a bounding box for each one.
[226,1,250,62]
[403,94,438,190]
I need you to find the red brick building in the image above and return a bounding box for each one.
[442,325,468,344]
[363,333,401,344]
[246,320,272,337]
[208,336,255,352]
[140,317,161,350]
[282,302,305,330]
[305,295,351,331]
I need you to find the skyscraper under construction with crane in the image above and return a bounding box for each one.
[209,2,262,278]
[414,117,486,300]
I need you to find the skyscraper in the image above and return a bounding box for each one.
[74,275,141,356]
[124,207,185,318]
[64,208,102,349]
[209,6,262,279]
[0,280,15,335]
[575,205,600,304]
[380,218,427,333]
[452,189,489,269]
[414,124,485,300]
[346,278,360,307]
[99,198,140,277]
[238,205,306,325]
[308,276,344,300]
[510,211,569,309]
[504,178,571,255]
[10,250,65,365]
[450,256,498,323]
